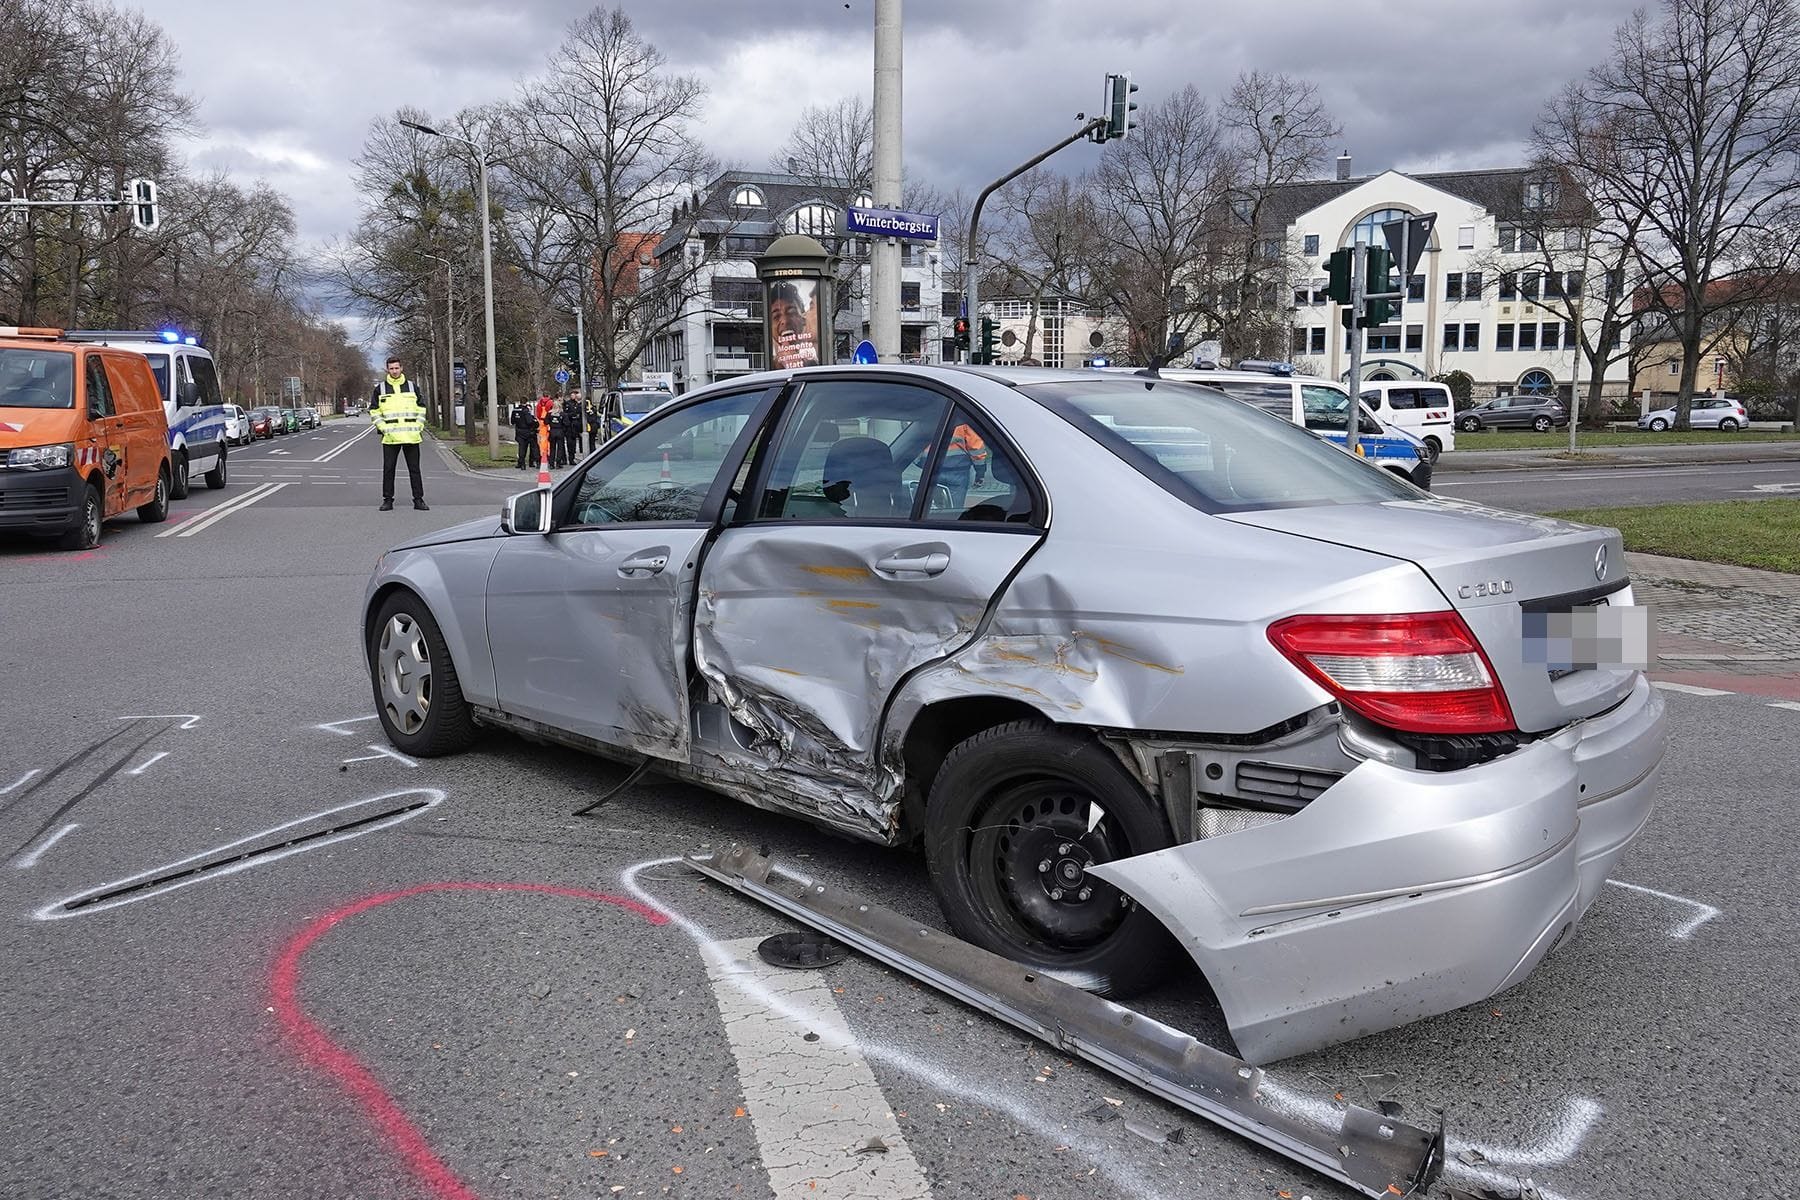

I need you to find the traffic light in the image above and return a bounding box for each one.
[1099,73,1139,142]
[953,316,970,351]
[1324,248,1355,305]
[124,178,158,232]
[1362,245,1396,327]
[556,333,579,363]
[980,317,999,364]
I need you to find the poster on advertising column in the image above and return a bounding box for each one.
[767,277,821,369]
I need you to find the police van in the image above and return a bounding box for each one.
[64,331,231,498]
[1107,363,1433,490]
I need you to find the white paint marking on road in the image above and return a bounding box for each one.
[621,858,1177,1200]
[1748,481,1800,493]
[314,423,376,463]
[341,743,418,768]
[11,822,79,870]
[155,482,278,538]
[269,449,292,455]
[1651,681,1734,697]
[34,788,445,920]
[126,751,169,776]
[174,482,290,538]
[1606,879,1722,939]
[315,714,380,736]
[1768,700,1800,712]
[0,769,42,795]
[705,935,934,1199]
[116,713,202,729]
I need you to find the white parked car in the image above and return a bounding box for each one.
[222,404,252,445]
[1638,397,1748,431]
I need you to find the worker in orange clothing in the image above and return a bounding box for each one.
[923,420,990,507]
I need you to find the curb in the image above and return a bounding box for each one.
[1437,448,1800,473]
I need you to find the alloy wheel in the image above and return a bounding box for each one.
[377,613,433,735]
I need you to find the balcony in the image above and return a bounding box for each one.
[709,349,766,375]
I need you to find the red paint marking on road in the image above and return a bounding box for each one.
[269,881,670,1200]
[1654,669,1800,701]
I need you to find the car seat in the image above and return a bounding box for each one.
[821,435,910,518]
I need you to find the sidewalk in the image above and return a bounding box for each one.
[1630,551,1800,698]
[1438,440,1800,473]
[428,432,581,486]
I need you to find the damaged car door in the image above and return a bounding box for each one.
[484,388,770,760]
[691,376,1046,838]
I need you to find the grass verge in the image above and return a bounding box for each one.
[1460,429,1800,449]
[1549,498,1800,574]
[448,441,515,471]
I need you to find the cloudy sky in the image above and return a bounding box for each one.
[139,0,1640,257]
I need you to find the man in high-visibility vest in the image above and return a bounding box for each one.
[920,420,990,507]
[369,355,429,511]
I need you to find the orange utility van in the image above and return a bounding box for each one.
[0,327,173,549]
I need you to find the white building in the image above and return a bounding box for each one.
[645,171,950,393]
[1267,161,1633,401]
[980,295,1128,368]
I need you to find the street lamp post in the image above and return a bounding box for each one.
[424,253,456,432]
[401,118,500,460]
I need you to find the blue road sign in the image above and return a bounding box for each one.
[554,368,570,384]
[845,207,939,241]
[851,339,879,365]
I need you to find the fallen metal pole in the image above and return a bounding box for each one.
[685,844,1445,1198]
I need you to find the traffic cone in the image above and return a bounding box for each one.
[660,451,671,482]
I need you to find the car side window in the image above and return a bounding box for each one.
[190,356,224,407]
[84,355,115,417]
[1210,379,1294,418]
[568,390,762,527]
[1302,385,1351,432]
[755,379,950,522]
[923,408,1040,526]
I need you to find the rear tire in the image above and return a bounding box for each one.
[1422,435,1442,462]
[923,720,1178,999]
[59,484,103,550]
[1532,416,1553,432]
[368,592,476,757]
[1719,417,1740,431]
[1649,418,1669,432]
[137,467,170,524]
[170,450,190,499]
[1458,416,1481,432]
[204,444,228,489]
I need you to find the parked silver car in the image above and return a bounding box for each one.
[362,365,1667,1062]
[1638,396,1748,431]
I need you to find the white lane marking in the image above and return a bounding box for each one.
[621,859,1176,1200]
[314,424,376,463]
[269,449,291,455]
[154,483,278,538]
[126,751,169,776]
[1749,481,1800,493]
[34,788,445,920]
[173,482,291,538]
[1606,879,1722,939]
[1651,681,1735,697]
[0,769,41,795]
[706,936,934,1199]
[12,823,79,870]
[341,743,418,768]
[1769,700,1800,712]
[315,715,380,736]
[117,714,202,729]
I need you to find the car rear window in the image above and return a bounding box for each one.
[1025,378,1415,513]
[0,347,76,409]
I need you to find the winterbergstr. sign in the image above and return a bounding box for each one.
[845,206,939,241]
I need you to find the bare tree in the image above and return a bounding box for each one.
[987,169,1101,363]
[772,97,873,190]
[1552,0,1800,428]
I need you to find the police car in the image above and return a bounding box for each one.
[64,330,231,498]
[1107,362,1432,489]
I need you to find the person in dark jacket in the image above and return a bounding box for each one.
[547,406,566,468]
[562,397,583,463]
[511,402,537,469]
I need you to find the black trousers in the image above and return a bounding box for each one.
[515,436,530,468]
[382,442,423,501]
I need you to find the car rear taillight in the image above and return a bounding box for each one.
[1267,611,1516,735]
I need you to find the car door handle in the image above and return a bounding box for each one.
[874,550,950,577]
[619,552,669,577]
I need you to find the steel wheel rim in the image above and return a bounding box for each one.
[377,613,432,734]
[965,779,1133,953]
[84,494,100,544]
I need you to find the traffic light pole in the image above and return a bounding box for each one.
[1346,246,1365,455]
[965,116,1107,363]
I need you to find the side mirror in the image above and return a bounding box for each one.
[502,488,552,536]
[178,379,200,407]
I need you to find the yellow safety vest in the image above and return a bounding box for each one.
[372,378,425,445]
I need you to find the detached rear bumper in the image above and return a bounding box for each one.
[1090,675,1667,1063]
[0,466,82,533]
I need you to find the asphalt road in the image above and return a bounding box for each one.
[1439,456,1800,511]
[2,419,1796,1200]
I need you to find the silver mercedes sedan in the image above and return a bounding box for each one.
[362,364,1667,1063]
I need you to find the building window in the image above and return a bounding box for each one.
[1292,328,1309,355]
[1605,269,1624,299]
[731,185,765,208]
[1407,274,1425,302]
[1458,225,1475,249]
[942,291,962,318]
[1446,272,1463,301]
[1498,324,1515,351]
[1303,233,1320,256]
[901,282,920,311]
[1499,273,1517,301]
[709,277,763,312]
[1367,325,1401,352]
[1565,321,1577,348]
[1564,271,1583,298]
[784,203,839,237]
[1519,369,1557,395]
[1293,285,1310,307]
[1518,323,1538,351]
[1541,322,1560,350]
[1310,327,1326,354]
[724,234,769,257]
[1444,322,1462,351]
[1463,270,1482,298]
[1524,180,1560,210]
[1463,323,1480,351]
[1404,324,1423,352]
[1520,271,1540,300]
[1348,208,1411,246]
[1668,361,1679,376]
[1498,225,1541,254]
[1261,238,1282,260]
[1563,228,1582,250]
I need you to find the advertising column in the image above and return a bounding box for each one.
[757,234,841,371]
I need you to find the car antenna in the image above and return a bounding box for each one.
[1135,332,1188,380]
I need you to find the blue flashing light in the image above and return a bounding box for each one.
[1087,355,1111,368]
[1237,359,1295,376]
[159,330,180,343]
[183,336,198,345]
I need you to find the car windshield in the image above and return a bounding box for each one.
[1026,377,1416,513]
[0,347,76,409]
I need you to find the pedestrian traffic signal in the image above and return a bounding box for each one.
[1324,248,1355,306]
[980,317,999,364]
[954,316,970,351]
[124,178,158,232]
[556,333,578,363]
[1362,245,1396,327]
